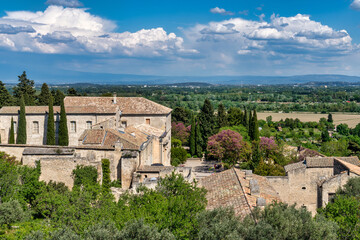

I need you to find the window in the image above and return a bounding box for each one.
[146,119,150,125]
[13,121,17,130]
[33,121,39,134]
[86,121,92,129]
[328,193,336,203]
[70,121,76,133]
[121,121,127,128]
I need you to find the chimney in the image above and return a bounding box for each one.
[113,92,117,104]
[244,170,253,180]
[249,179,260,197]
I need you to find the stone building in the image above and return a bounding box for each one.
[267,156,360,214]
[199,168,281,219]
[0,95,172,189]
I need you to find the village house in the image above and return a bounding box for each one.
[0,95,172,189]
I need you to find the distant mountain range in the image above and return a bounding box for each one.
[4,73,360,86]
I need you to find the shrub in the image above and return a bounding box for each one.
[0,200,29,228]
[171,147,187,166]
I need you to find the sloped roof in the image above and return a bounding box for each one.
[129,124,165,138]
[137,165,174,173]
[64,96,172,115]
[23,147,75,155]
[199,168,281,219]
[79,128,150,150]
[284,161,306,172]
[0,105,117,114]
[336,159,360,176]
[306,156,360,168]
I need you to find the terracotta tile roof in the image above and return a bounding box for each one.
[199,168,281,219]
[128,124,165,138]
[284,161,306,172]
[306,156,360,168]
[79,128,150,150]
[64,96,172,115]
[335,159,360,176]
[0,106,117,114]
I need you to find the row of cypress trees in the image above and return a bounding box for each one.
[8,95,69,146]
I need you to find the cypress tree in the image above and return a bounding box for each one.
[251,141,261,170]
[327,113,333,123]
[58,97,68,146]
[252,110,259,141]
[189,116,196,156]
[195,122,203,157]
[46,96,55,145]
[248,110,253,137]
[217,103,228,128]
[321,129,330,142]
[249,110,259,141]
[243,109,249,129]
[16,95,27,144]
[38,83,51,105]
[198,99,215,148]
[101,158,111,192]
[9,117,15,144]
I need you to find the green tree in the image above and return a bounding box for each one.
[0,152,19,203]
[198,99,216,149]
[16,95,27,144]
[337,123,349,136]
[319,195,360,239]
[72,165,98,187]
[38,83,51,105]
[118,219,175,240]
[171,147,187,166]
[227,107,243,126]
[189,116,196,156]
[46,96,55,145]
[9,117,15,144]
[251,141,261,170]
[195,208,243,240]
[13,71,36,105]
[242,202,338,240]
[321,129,330,142]
[58,97,68,146]
[54,89,65,106]
[327,113,333,123]
[171,107,192,125]
[243,109,249,129]
[249,110,259,141]
[195,122,203,157]
[101,159,111,192]
[217,103,228,128]
[0,81,13,107]
[0,199,29,228]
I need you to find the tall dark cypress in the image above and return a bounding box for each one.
[248,110,253,136]
[249,110,259,141]
[16,95,27,144]
[195,122,203,157]
[38,83,51,105]
[58,97,68,146]
[189,116,196,156]
[217,103,228,128]
[198,99,215,148]
[9,117,15,144]
[46,96,55,145]
[101,158,111,193]
[243,109,248,128]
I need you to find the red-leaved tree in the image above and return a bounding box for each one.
[207,130,251,167]
[172,122,190,145]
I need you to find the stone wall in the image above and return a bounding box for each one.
[320,172,350,207]
[121,153,140,189]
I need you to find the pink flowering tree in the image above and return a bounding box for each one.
[207,130,251,167]
[172,122,190,145]
[259,137,278,159]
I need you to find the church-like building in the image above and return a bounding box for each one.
[0,95,172,189]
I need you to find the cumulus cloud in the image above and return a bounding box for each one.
[0,6,193,57]
[351,0,360,10]
[185,14,355,60]
[45,0,83,8]
[210,7,234,16]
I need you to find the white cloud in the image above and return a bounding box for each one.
[186,14,355,59]
[351,0,360,10]
[45,0,83,8]
[210,7,234,16]
[0,6,193,57]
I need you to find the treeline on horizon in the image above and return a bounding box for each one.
[3,72,360,113]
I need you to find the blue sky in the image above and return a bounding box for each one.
[1,0,360,83]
